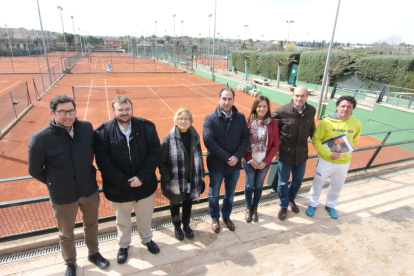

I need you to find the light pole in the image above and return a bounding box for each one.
[4,24,14,57]
[208,13,212,66]
[22,28,30,56]
[57,6,70,67]
[70,16,78,55]
[78,28,84,55]
[155,21,158,60]
[36,0,52,84]
[173,14,176,66]
[286,20,294,43]
[316,0,341,119]
[244,24,249,49]
[4,24,14,73]
[181,20,184,50]
[211,0,217,81]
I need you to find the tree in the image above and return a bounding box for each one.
[319,51,362,99]
[286,43,296,52]
[259,56,297,88]
[239,50,261,80]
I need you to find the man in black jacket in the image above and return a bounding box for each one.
[203,87,250,233]
[94,96,161,264]
[271,86,316,221]
[28,95,109,276]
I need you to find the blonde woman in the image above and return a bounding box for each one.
[159,108,205,241]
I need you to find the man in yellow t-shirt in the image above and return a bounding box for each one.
[306,96,361,219]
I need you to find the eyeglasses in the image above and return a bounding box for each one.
[178,117,190,122]
[55,109,76,116]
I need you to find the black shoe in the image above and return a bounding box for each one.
[88,252,110,269]
[117,247,129,264]
[278,207,288,221]
[174,227,185,241]
[290,200,300,214]
[183,225,194,239]
[65,264,76,276]
[141,240,160,254]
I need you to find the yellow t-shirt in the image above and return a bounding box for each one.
[312,114,361,164]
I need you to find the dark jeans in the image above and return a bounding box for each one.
[208,170,240,220]
[277,159,306,208]
[244,160,271,207]
[170,199,193,227]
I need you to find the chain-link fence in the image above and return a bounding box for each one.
[0,82,32,138]
[33,63,64,99]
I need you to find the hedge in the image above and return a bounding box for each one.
[231,51,300,81]
[355,55,414,90]
[297,50,360,85]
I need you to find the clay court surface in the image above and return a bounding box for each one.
[0,68,413,204]
[71,57,180,73]
[0,56,63,74]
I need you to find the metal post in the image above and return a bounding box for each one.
[154,21,158,60]
[208,14,212,67]
[330,84,338,99]
[4,24,15,73]
[57,6,70,68]
[72,86,76,101]
[286,20,295,43]
[70,16,78,54]
[211,0,217,81]
[316,0,341,119]
[36,0,52,84]
[9,92,18,118]
[173,14,176,67]
[365,132,392,170]
[22,28,30,57]
[78,29,83,56]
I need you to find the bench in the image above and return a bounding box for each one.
[307,89,314,95]
[253,78,270,86]
[223,69,230,75]
[287,85,295,92]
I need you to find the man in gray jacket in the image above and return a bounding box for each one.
[28,95,109,276]
[271,86,316,221]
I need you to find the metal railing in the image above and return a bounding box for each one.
[332,86,414,110]
[0,128,413,242]
[0,82,33,139]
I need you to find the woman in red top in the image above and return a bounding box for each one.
[243,95,279,222]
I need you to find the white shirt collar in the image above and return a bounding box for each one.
[69,125,74,138]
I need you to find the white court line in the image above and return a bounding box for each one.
[104,79,111,120]
[0,81,22,93]
[147,86,175,114]
[83,79,94,120]
[174,79,250,111]
[150,114,205,120]
[93,59,98,70]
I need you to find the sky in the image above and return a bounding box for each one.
[2,0,414,45]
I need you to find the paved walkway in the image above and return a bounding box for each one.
[1,166,414,276]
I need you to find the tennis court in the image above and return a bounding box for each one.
[2,65,414,240]
[1,68,409,202]
[0,56,64,73]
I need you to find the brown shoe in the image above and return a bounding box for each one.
[222,218,235,231]
[278,207,288,221]
[290,201,300,214]
[211,219,220,233]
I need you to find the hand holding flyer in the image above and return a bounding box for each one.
[322,134,354,156]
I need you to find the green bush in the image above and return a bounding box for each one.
[355,55,414,90]
[297,50,360,84]
[231,51,300,81]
